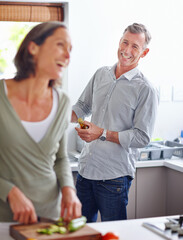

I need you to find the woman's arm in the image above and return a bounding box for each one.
[55,134,82,220]
[7,186,37,224]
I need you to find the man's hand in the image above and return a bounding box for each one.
[61,186,82,221]
[75,121,103,142]
[8,186,37,224]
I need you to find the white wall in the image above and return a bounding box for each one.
[3,0,182,141]
[66,0,183,143]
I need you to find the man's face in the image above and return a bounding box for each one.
[117,31,149,70]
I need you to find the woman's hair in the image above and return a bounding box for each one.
[123,23,151,48]
[14,21,67,87]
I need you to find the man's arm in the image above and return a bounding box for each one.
[75,84,159,147]
[75,121,120,144]
[118,85,159,150]
[106,130,120,144]
[71,110,78,123]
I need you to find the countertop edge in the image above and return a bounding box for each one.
[70,157,183,173]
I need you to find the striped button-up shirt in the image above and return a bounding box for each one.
[72,64,159,180]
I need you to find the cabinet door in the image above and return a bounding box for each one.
[127,177,136,219]
[166,168,183,215]
[136,167,166,218]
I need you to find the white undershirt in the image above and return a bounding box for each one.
[4,80,58,142]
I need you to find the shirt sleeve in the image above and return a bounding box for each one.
[54,133,75,190]
[0,177,15,202]
[72,73,95,119]
[118,85,159,151]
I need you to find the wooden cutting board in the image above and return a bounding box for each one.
[10,222,102,240]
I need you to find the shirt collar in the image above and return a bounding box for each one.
[110,63,139,81]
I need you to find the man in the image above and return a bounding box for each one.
[71,23,159,222]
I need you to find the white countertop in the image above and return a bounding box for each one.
[89,215,178,240]
[70,156,183,173]
[1,215,180,240]
[135,157,183,173]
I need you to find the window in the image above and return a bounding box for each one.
[0,1,65,79]
[0,21,38,78]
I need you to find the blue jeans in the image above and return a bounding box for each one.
[76,174,132,223]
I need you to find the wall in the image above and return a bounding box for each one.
[3,0,182,146]
[66,0,183,149]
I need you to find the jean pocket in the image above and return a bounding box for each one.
[98,178,125,194]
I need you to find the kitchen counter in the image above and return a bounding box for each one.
[1,215,179,240]
[70,156,183,172]
[88,215,179,240]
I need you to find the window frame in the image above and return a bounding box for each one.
[0,1,65,22]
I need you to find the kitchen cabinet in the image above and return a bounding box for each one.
[127,164,183,219]
[136,167,166,218]
[127,167,166,219]
[166,168,183,215]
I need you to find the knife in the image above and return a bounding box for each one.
[37,216,59,223]
[142,222,172,240]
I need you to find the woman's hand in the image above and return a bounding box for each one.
[8,186,37,224]
[61,186,82,221]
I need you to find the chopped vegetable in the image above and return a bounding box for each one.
[102,232,120,240]
[37,228,53,235]
[36,216,87,235]
[58,226,67,234]
[68,216,87,232]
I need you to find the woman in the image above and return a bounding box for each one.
[0,21,81,224]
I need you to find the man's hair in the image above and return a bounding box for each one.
[124,23,151,47]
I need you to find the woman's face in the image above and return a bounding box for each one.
[30,27,72,80]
